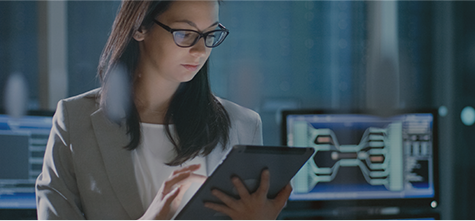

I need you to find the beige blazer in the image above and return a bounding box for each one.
[35,88,263,219]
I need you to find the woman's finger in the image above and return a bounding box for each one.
[211,189,238,208]
[155,186,181,219]
[161,164,203,195]
[163,186,181,208]
[167,173,207,195]
[162,172,191,195]
[256,169,270,197]
[171,164,201,176]
[186,173,207,184]
[273,183,293,208]
[231,177,251,200]
[203,202,233,217]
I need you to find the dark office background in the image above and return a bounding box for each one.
[1,1,474,219]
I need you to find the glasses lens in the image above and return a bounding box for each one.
[205,30,228,47]
[173,31,200,47]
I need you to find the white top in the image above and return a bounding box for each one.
[131,123,207,210]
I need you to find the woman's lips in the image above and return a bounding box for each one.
[182,64,199,71]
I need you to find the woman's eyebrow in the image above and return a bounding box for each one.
[174,20,220,29]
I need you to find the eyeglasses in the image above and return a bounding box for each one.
[154,20,229,48]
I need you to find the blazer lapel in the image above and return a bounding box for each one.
[90,109,144,219]
[205,127,240,175]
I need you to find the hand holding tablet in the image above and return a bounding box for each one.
[173,145,314,220]
[204,169,293,220]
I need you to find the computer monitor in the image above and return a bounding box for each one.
[0,112,53,209]
[279,212,440,221]
[281,109,439,209]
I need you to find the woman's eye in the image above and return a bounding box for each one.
[175,32,187,39]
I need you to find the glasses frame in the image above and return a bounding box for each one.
[154,20,229,48]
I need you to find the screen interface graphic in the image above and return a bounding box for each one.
[286,113,435,201]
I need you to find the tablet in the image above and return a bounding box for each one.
[173,145,315,220]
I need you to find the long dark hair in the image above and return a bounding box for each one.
[97,0,231,166]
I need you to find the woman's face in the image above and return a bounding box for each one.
[135,1,219,85]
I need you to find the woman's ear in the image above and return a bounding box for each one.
[133,26,146,41]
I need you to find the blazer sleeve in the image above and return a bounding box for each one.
[35,100,85,219]
[251,111,263,146]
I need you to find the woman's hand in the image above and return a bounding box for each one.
[204,170,293,220]
[139,164,206,220]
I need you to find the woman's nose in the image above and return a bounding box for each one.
[190,37,208,57]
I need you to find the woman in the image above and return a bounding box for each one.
[35,0,291,220]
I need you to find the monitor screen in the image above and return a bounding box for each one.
[0,113,53,209]
[281,213,440,221]
[282,109,438,208]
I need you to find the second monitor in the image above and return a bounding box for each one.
[282,109,438,208]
